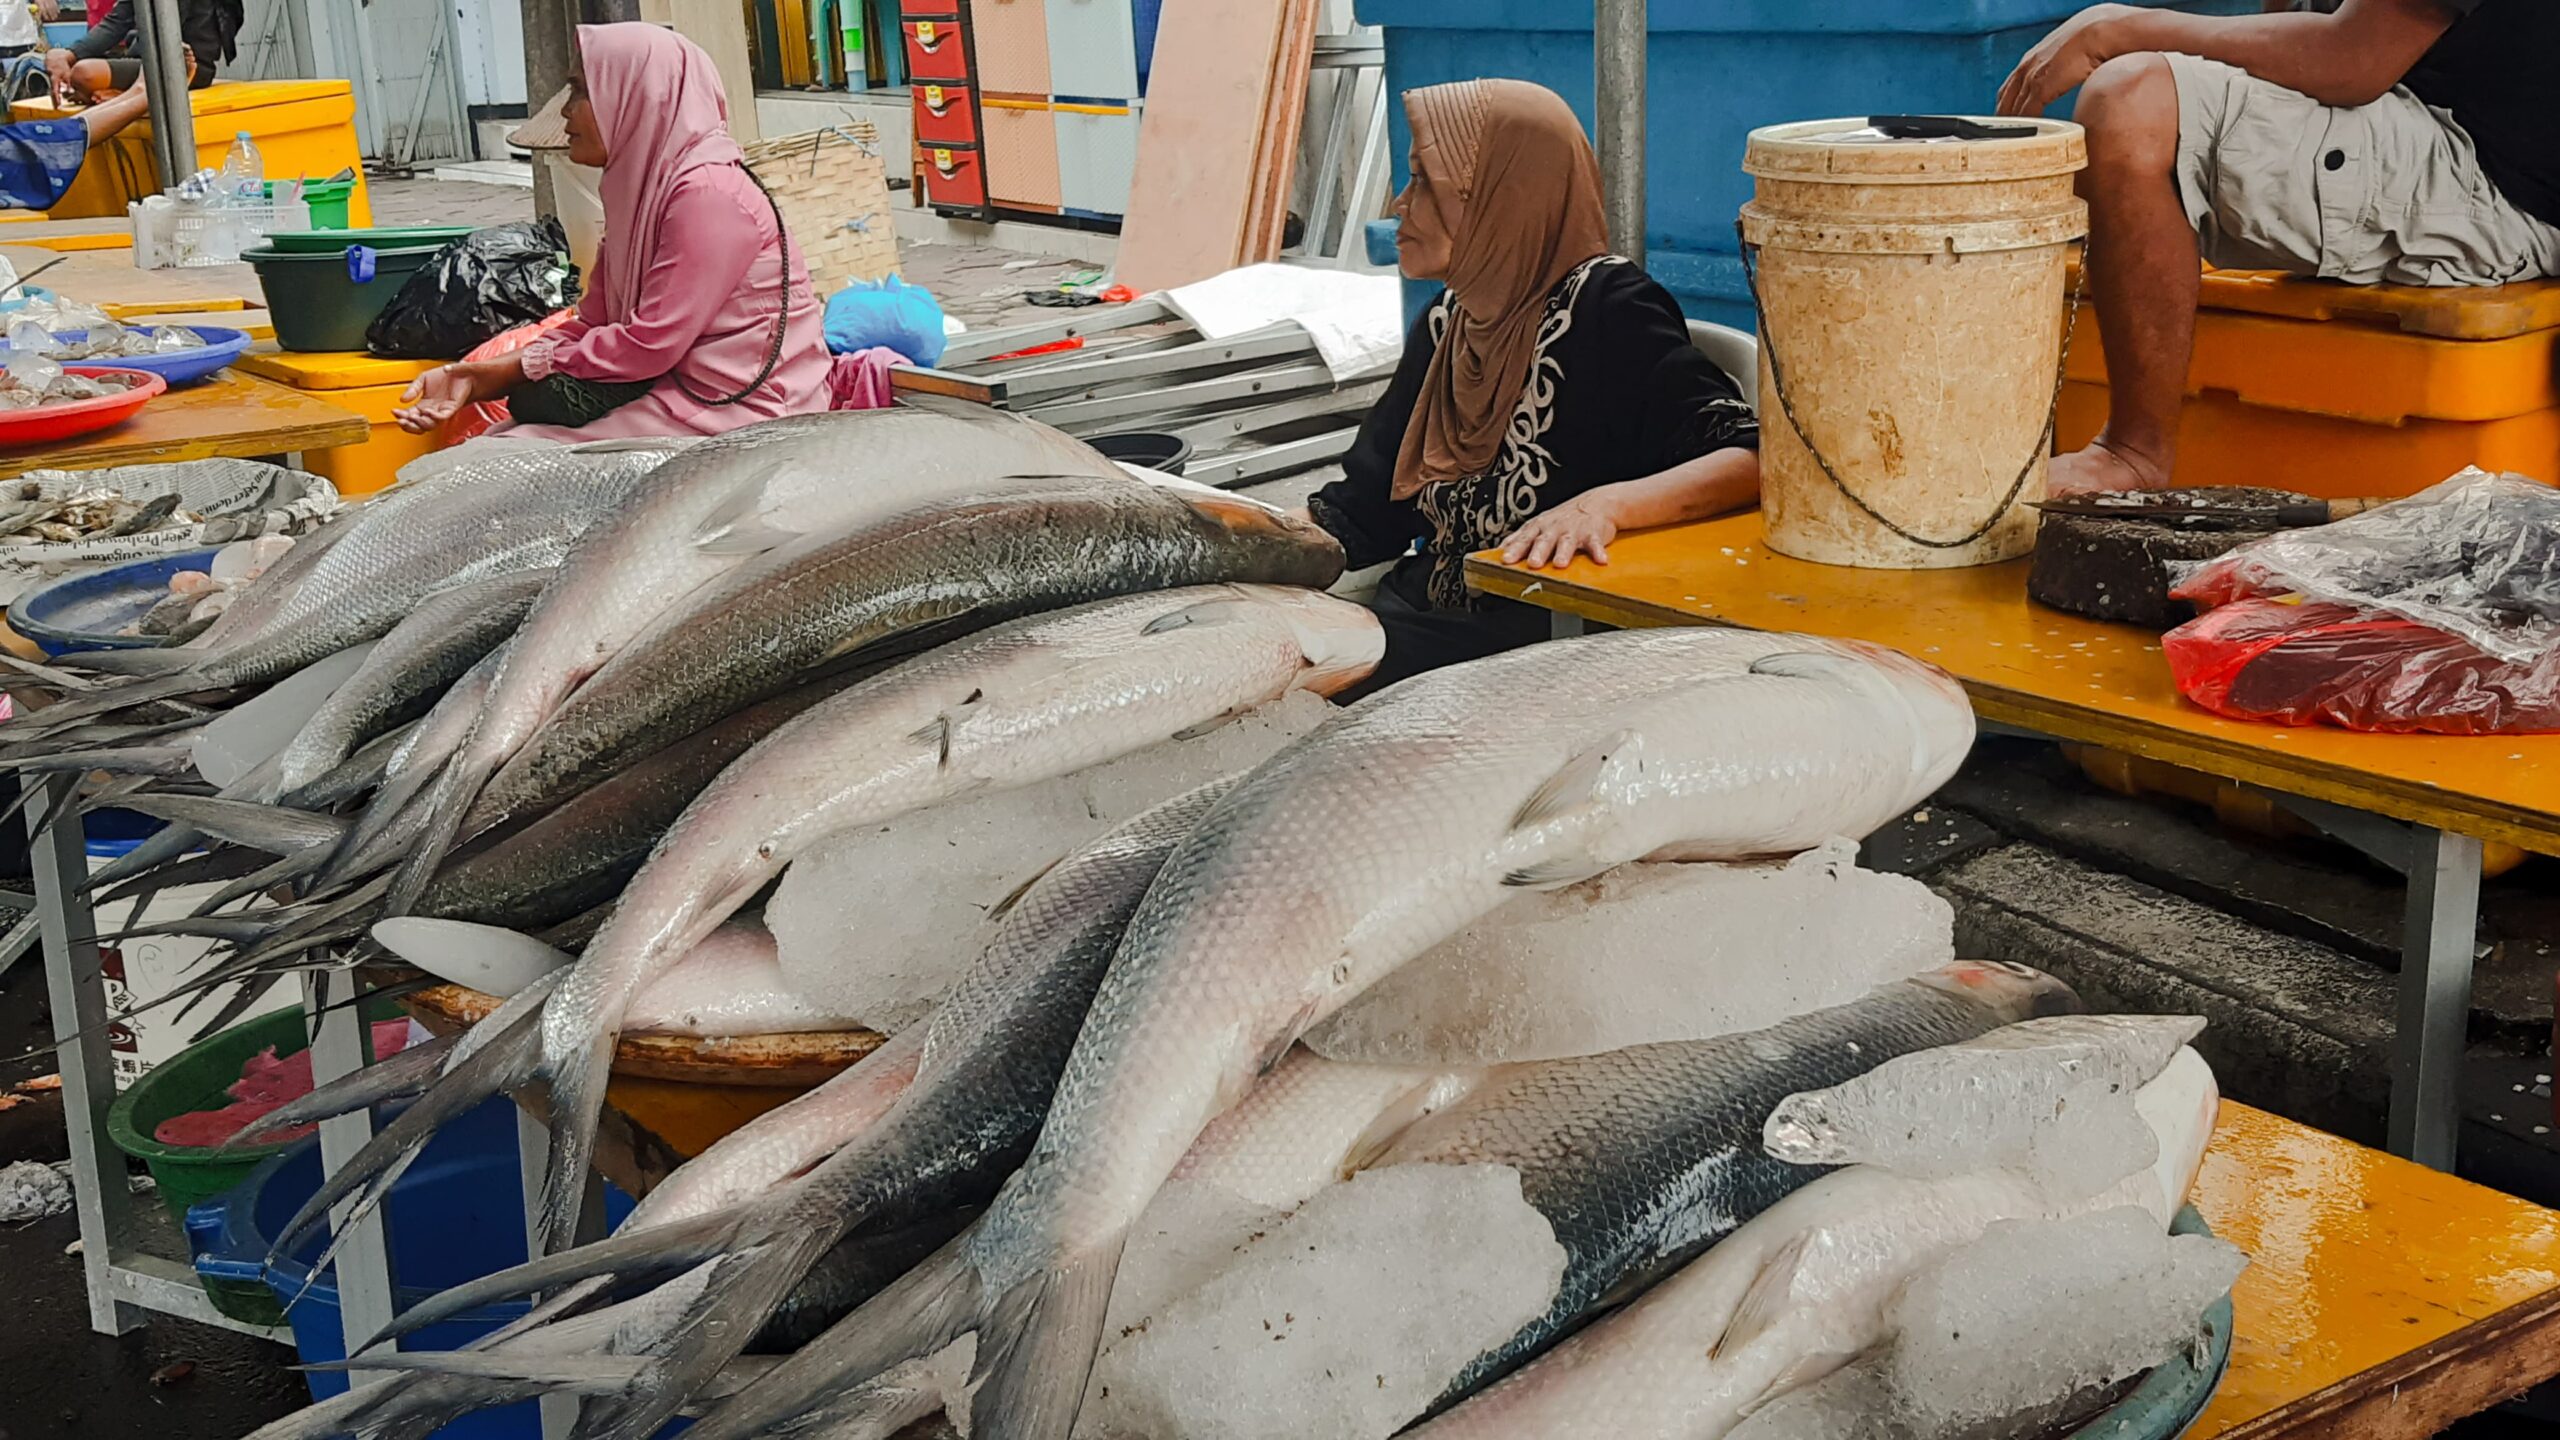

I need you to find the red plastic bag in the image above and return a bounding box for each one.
[2163,599,2560,734]
[440,308,580,444]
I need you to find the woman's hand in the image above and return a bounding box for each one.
[394,361,501,435]
[1502,490,1624,570]
[1997,4,2137,116]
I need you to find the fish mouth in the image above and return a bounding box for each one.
[1229,584,1386,696]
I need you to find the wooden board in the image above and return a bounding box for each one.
[405,982,885,1087]
[2190,1102,2560,1437]
[2071,257,2560,342]
[0,369,366,480]
[0,244,260,316]
[1114,0,1302,293]
[0,216,138,253]
[1464,511,2560,855]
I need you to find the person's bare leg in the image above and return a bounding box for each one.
[65,59,115,103]
[2053,52,2195,497]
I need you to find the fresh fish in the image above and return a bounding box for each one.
[271,569,551,804]
[353,775,1251,1436]
[1377,965,2082,1409]
[685,627,1978,1440]
[18,445,673,732]
[371,915,858,1038]
[292,720,420,812]
[1413,1048,2222,1440]
[383,406,1138,912]
[316,642,515,890]
[460,475,1345,838]
[1168,1046,1481,1210]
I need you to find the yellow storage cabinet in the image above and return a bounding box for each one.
[10,80,371,225]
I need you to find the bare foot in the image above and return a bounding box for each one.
[2046,441,2171,499]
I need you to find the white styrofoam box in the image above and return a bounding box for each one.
[89,826,288,1089]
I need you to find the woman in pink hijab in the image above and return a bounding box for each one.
[393,22,831,441]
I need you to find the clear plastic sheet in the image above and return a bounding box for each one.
[2173,469,2560,665]
[2162,599,2560,734]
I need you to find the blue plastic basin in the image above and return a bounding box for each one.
[9,546,219,655]
[188,1095,636,1438]
[2,327,256,388]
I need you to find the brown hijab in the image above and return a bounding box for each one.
[1392,79,1613,501]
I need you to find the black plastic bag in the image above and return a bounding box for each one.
[364,218,582,360]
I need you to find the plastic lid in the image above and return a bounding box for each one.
[1745,115,2086,182]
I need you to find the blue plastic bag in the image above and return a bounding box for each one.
[824,276,947,367]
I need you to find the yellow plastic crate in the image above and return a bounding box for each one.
[233,343,445,496]
[11,80,370,225]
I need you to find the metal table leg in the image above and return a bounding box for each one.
[2390,828,2485,1169]
[1550,611,1586,640]
[306,967,401,1379]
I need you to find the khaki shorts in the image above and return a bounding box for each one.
[2164,52,2560,286]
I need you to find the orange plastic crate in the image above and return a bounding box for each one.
[2058,381,2560,498]
[2064,307,2560,425]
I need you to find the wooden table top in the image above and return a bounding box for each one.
[0,244,260,319]
[0,369,366,480]
[2190,1102,2560,1437]
[1465,512,2560,854]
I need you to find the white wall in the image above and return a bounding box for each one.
[453,0,528,109]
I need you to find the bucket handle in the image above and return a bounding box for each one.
[345,245,377,285]
[1738,225,2089,552]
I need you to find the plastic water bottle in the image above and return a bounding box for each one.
[218,131,264,205]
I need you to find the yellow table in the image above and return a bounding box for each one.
[0,369,366,480]
[2192,1102,2560,1437]
[1466,512,2560,1169]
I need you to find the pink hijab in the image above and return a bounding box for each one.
[577,23,748,322]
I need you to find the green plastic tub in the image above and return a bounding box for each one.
[106,1002,400,1324]
[243,241,447,352]
[256,225,475,255]
[265,179,362,231]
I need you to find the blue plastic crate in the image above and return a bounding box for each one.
[1357,0,2250,329]
[189,1095,636,1439]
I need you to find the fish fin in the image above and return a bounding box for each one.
[359,1210,743,1352]
[534,1028,617,1257]
[904,687,988,767]
[1168,707,1249,742]
[1508,732,1630,834]
[1139,593,1251,636]
[118,793,346,855]
[693,471,801,557]
[682,1233,986,1440]
[268,1004,545,1264]
[1707,1232,1812,1362]
[1500,854,1613,890]
[982,856,1061,927]
[1746,651,1866,684]
[967,1232,1127,1440]
[50,646,199,677]
[578,1229,847,1440]
[1734,1348,1864,1420]
[298,1352,646,1391]
[215,1031,459,1152]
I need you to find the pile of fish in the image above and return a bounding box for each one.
[0,482,194,546]
[0,404,2243,1440]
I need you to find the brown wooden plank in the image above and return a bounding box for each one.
[1114,0,1289,292]
[0,245,260,313]
[2213,1287,2560,1438]
[0,370,367,480]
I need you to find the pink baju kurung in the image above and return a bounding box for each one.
[498,23,830,442]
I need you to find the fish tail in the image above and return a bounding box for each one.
[268,1003,545,1264]
[297,1352,646,1392]
[358,1211,741,1352]
[966,1232,1128,1440]
[534,1027,615,1256]
[385,746,493,917]
[52,646,199,677]
[578,1228,845,1440]
[683,1234,987,1440]
[213,1031,459,1151]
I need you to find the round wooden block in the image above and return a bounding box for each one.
[403,982,885,1087]
[2027,487,2312,629]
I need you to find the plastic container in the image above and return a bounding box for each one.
[1360,0,2250,330]
[3,326,254,388]
[1742,115,2086,569]
[233,344,449,497]
[187,1094,634,1431]
[269,178,357,230]
[258,225,477,255]
[2056,382,2560,500]
[10,80,371,224]
[9,545,221,654]
[1088,430,1191,475]
[77,807,287,1090]
[104,1005,366,1222]
[241,242,445,353]
[0,365,165,447]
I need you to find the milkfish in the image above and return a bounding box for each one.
[305,776,1253,1440]
[457,473,1345,838]
[683,626,1981,1440]
[383,405,1144,912]
[1413,1048,2222,1440]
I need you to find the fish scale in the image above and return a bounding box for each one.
[1379,970,2080,1407]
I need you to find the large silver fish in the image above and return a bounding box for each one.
[382,405,1138,911]
[683,627,1977,1440]
[459,476,1343,835]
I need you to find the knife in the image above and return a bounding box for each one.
[2029,496,2393,528]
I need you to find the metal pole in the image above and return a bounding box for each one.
[1594,0,1646,263]
[133,0,194,189]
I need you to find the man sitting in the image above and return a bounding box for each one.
[1997,1,2558,495]
[0,72,144,209]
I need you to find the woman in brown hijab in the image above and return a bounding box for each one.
[1306,78,1761,696]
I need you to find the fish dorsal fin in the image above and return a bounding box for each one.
[692,469,801,557]
[1170,706,1252,742]
[1708,1231,1811,1363]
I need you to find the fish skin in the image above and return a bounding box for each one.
[1415,1047,2222,1440]
[384,407,1137,913]
[1377,964,2082,1409]
[319,642,514,891]
[1167,1046,1483,1210]
[343,775,1250,1435]
[687,627,1977,1440]
[462,476,1345,838]
[271,569,551,804]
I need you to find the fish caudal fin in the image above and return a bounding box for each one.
[578,1228,844,1440]
[534,1029,615,1256]
[383,747,489,916]
[359,1210,741,1352]
[967,1234,1127,1440]
[682,1235,987,1440]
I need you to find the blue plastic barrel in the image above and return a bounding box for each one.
[188,1095,635,1438]
[1357,0,2250,329]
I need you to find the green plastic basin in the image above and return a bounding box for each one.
[256,225,474,254]
[243,241,447,353]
